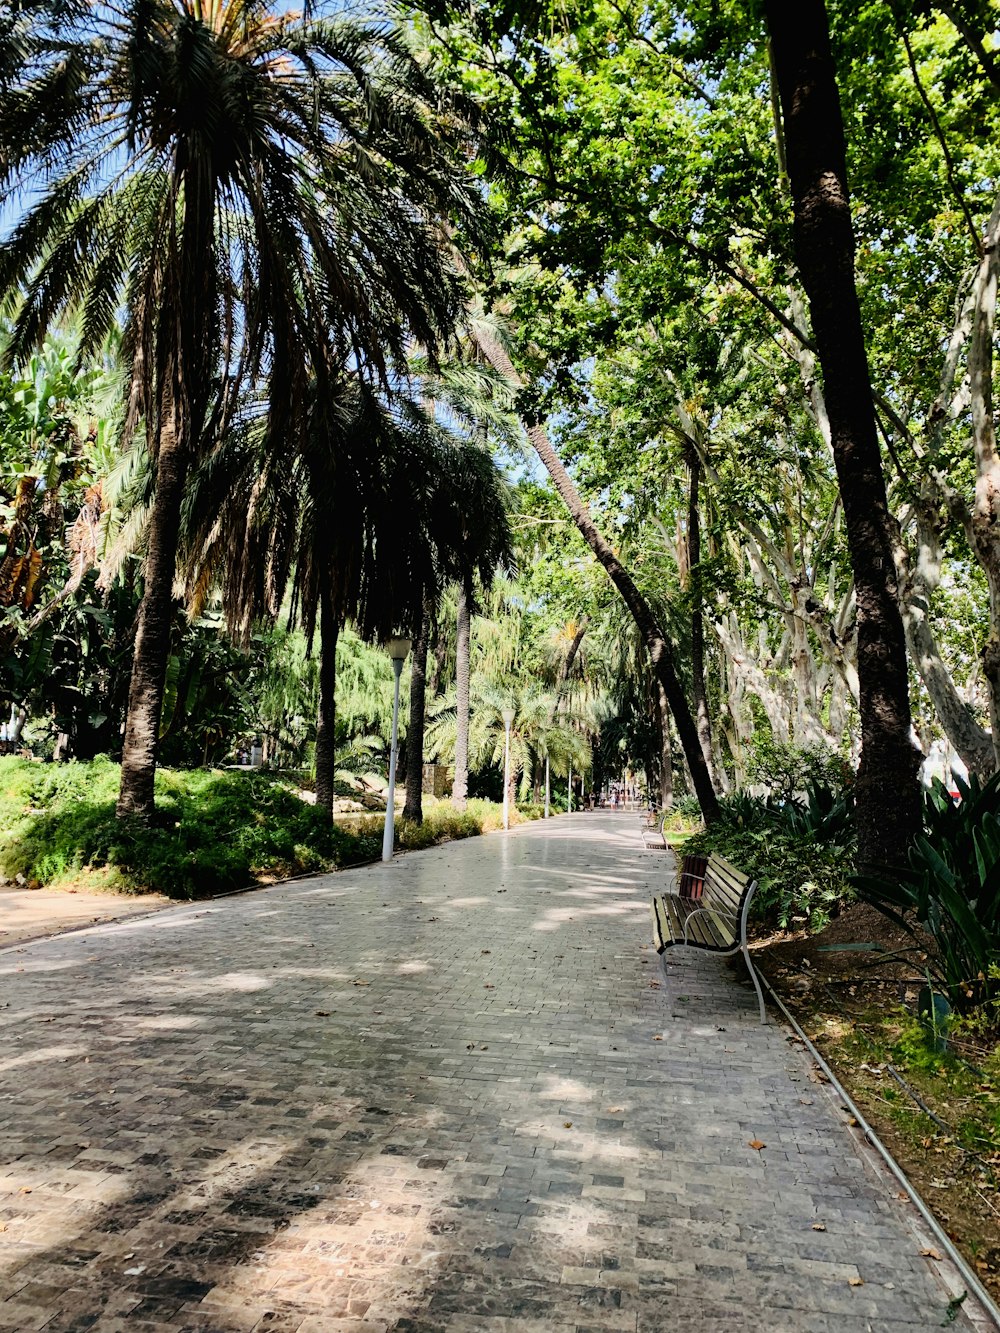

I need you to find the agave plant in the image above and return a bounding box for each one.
[769,782,855,844]
[852,772,1000,1009]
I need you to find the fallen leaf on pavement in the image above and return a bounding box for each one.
[748,1140,766,1151]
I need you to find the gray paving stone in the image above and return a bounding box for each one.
[0,812,976,1330]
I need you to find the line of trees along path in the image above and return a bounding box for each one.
[3,0,1000,864]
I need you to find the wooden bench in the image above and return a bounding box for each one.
[640,809,669,849]
[651,852,767,1023]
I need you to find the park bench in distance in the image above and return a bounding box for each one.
[640,808,669,849]
[651,851,767,1024]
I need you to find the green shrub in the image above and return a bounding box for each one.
[685,785,854,931]
[771,782,855,842]
[0,759,528,899]
[747,736,851,801]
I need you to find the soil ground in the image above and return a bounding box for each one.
[0,882,170,950]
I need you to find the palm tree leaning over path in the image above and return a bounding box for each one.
[0,0,486,820]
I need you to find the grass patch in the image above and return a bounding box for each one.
[0,757,558,899]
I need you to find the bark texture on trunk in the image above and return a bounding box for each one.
[686,455,719,791]
[452,581,471,809]
[656,679,674,808]
[117,180,215,821]
[313,581,339,823]
[766,0,922,864]
[402,608,429,823]
[116,388,187,819]
[473,326,720,824]
[966,199,1000,767]
[895,510,994,777]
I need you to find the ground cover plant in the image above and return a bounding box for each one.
[0,757,546,899]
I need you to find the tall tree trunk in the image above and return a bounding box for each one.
[116,381,187,819]
[546,617,588,732]
[686,454,719,791]
[452,580,471,809]
[314,578,339,823]
[766,0,922,864]
[966,199,1000,768]
[894,509,995,778]
[403,606,429,823]
[473,325,720,824]
[656,679,674,808]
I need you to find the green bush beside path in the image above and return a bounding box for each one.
[0,757,546,899]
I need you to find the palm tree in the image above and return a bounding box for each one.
[427,680,590,804]
[0,0,486,819]
[181,370,512,821]
[403,353,522,813]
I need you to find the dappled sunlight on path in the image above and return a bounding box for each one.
[0,813,972,1330]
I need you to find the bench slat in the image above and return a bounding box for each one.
[707,852,749,884]
[652,894,736,951]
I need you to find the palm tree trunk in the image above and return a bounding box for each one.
[766,0,922,865]
[314,579,339,823]
[472,326,720,825]
[452,580,471,809]
[116,383,187,819]
[403,606,429,823]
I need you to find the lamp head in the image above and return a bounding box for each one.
[385,636,412,663]
[501,707,515,727]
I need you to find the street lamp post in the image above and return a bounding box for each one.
[501,707,515,831]
[544,754,550,819]
[568,764,573,813]
[381,637,411,862]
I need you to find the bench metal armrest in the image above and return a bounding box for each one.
[681,903,736,943]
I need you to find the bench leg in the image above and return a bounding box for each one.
[743,945,768,1024]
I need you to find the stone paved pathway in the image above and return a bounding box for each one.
[0,813,973,1331]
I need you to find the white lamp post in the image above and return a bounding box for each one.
[544,754,550,819]
[501,707,515,831]
[568,764,573,813]
[381,637,411,862]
